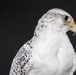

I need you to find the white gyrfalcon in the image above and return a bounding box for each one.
[9,8,76,75]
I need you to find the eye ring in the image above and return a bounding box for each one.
[64,15,71,22]
[64,16,69,21]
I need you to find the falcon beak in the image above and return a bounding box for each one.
[68,22,76,35]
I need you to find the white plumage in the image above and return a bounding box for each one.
[9,8,76,75]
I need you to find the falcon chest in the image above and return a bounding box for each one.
[33,30,75,75]
[57,32,75,75]
[33,31,61,75]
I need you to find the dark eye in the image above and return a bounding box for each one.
[64,16,69,21]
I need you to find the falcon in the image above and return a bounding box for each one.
[9,8,76,75]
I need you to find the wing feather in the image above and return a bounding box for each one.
[9,44,33,75]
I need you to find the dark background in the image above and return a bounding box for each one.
[0,0,76,75]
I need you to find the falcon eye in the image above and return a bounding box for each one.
[64,16,69,21]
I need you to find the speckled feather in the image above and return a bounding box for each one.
[9,41,33,75]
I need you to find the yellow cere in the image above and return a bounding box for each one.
[68,22,75,27]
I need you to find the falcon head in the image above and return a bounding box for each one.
[35,8,76,35]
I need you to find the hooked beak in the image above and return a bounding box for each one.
[68,22,76,35]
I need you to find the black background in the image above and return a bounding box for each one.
[1,0,76,75]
